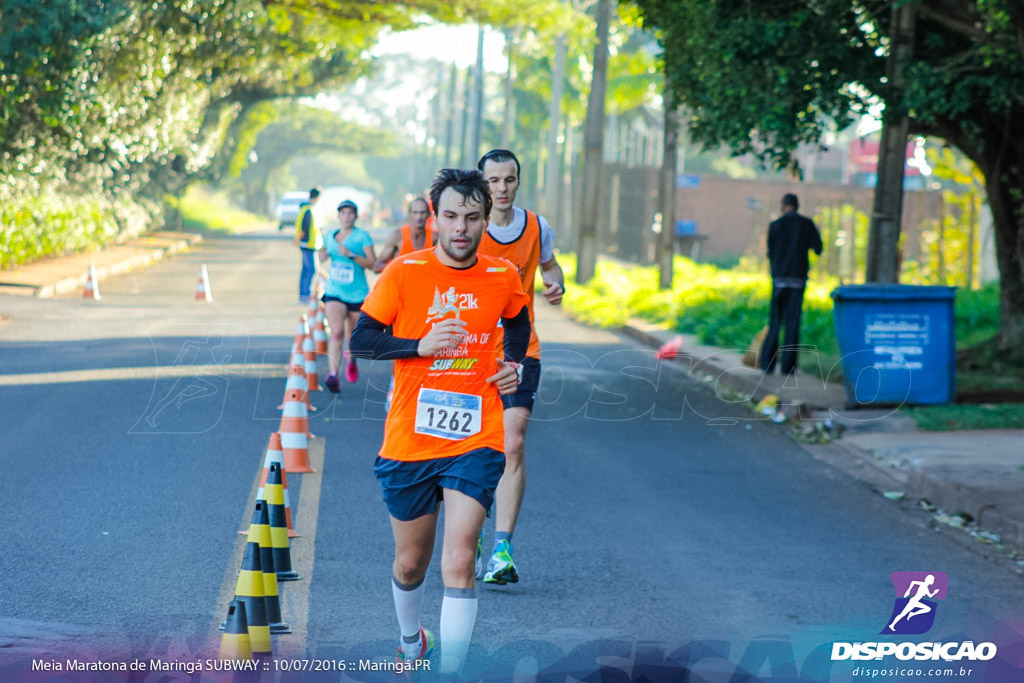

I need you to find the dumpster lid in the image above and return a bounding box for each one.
[830,284,957,301]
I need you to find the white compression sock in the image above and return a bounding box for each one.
[439,587,478,674]
[392,577,425,658]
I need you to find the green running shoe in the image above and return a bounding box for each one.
[483,539,518,584]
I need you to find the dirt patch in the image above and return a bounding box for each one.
[956,389,1024,404]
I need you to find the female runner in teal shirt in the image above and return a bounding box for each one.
[318,200,376,392]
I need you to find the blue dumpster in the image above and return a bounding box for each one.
[830,285,956,407]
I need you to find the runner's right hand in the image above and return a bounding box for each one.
[417,318,468,357]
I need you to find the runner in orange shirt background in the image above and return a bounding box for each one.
[350,168,531,675]
[373,196,435,273]
[476,148,565,586]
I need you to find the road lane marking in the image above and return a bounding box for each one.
[0,364,287,386]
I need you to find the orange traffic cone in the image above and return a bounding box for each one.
[218,600,251,661]
[279,390,314,473]
[266,462,300,581]
[289,316,309,357]
[230,540,272,657]
[280,386,314,440]
[655,335,685,359]
[313,313,328,355]
[239,433,300,538]
[277,362,314,412]
[195,264,213,302]
[83,264,101,300]
[302,334,320,392]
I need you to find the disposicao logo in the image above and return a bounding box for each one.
[831,571,997,662]
[882,571,948,635]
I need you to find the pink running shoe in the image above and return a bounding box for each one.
[344,351,359,383]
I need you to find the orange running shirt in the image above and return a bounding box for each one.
[399,225,435,256]
[480,210,542,359]
[361,248,529,461]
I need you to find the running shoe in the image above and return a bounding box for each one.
[395,627,434,667]
[483,539,518,584]
[474,532,484,580]
[344,351,359,383]
[324,373,340,393]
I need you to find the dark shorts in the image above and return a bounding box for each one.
[374,448,506,521]
[501,356,541,411]
[322,295,363,313]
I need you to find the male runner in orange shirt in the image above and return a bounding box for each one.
[350,168,531,675]
[373,196,435,272]
[476,149,565,585]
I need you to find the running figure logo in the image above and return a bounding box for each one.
[882,571,949,635]
[426,286,477,322]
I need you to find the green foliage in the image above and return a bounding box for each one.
[561,253,1003,379]
[0,187,148,270]
[633,0,879,171]
[177,185,271,234]
[0,0,443,267]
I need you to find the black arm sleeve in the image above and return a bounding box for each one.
[500,305,531,363]
[349,312,421,361]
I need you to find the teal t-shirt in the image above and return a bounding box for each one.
[324,227,373,303]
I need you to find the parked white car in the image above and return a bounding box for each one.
[274,192,309,231]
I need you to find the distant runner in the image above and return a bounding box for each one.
[318,200,375,391]
[374,197,435,272]
[350,168,530,675]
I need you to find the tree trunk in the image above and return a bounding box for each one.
[575,0,612,285]
[501,28,517,149]
[865,1,915,283]
[983,150,1024,355]
[469,26,485,166]
[657,101,678,290]
[544,34,568,220]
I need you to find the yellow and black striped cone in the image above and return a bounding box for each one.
[232,540,273,657]
[219,600,252,661]
[266,462,300,581]
[252,500,291,634]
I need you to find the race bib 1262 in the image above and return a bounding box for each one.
[414,388,482,440]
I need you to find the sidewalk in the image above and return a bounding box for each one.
[0,231,202,297]
[623,318,1024,550]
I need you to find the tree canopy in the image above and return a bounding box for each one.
[633,0,1024,352]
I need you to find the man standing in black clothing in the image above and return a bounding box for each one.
[759,193,823,375]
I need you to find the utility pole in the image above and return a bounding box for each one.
[865,2,915,283]
[576,0,612,285]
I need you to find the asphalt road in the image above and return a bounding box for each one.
[1,228,1021,681]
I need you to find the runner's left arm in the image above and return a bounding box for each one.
[500,305,531,363]
[538,217,565,304]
